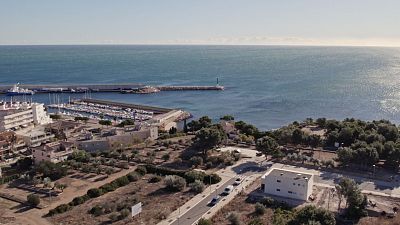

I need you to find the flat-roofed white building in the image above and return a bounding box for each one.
[261,168,313,201]
[0,102,52,132]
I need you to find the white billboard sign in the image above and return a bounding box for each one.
[131,202,142,217]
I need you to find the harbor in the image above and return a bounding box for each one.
[0,83,224,95]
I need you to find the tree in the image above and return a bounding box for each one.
[190,156,204,167]
[338,178,368,220]
[27,194,40,207]
[309,134,322,149]
[228,212,241,225]
[336,147,353,166]
[220,115,235,121]
[256,136,279,156]
[289,205,335,225]
[193,127,225,155]
[189,180,205,193]
[187,116,212,131]
[254,202,266,215]
[35,161,68,180]
[292,129,305,145]
[99,120,112,127]
[169,127,177,134]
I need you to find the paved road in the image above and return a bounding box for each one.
[170,177,238,225]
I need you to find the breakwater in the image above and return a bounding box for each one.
[0,84,224,94]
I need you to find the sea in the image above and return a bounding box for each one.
[1,45,400,130]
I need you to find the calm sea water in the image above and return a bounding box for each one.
[1,45,400,130]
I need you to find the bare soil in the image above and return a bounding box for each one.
[49,174,196,225]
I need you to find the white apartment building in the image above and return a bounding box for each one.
[261,168,313,201]
[0,102,52,132]
[32,141,76,164]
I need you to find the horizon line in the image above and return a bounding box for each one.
[1,43,400,48]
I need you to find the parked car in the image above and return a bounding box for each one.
[222,185,234,195]
[208,196,221,206]
[233,177,241,186]
[233,149,241,153]
[256,152,263,157]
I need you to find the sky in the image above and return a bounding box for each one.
[1,0,400,46]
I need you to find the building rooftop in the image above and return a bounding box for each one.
[265,168,313,182]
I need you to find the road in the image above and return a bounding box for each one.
[170,177,237,225]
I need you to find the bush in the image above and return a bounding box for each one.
[198,218,212,225]
[71,195,89,206]
[164,175,186,191]
[119,208,130,220]
[89,205,104,217]
[127,172,140,182]
[87,188,103,198]
[189,180,205,193]
[190,156,204,167]
[135,166,147,176]
[27,194,40,207]
[228,212,241,225]
[204,173,222,184]
[115,176,130,187]
[254,202,266,215]
[162,154,170,161]
[149,175,162,183]
[248,218,263,225]
[109,213,119,222]
[185,170,206,183]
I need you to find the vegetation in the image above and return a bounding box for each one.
[228,212,241,225]
[74,116,89,122]
[254,202,266,215]
[198,218,212,225]
[164,175,186,191]
[220,115,235,121]
[289,205,336,225]
[50,114,62,120]
[27,194,40,207]
[336,178,368,220]
[187,116,212,132]
[193,125,226,154]
[189,180,205,193]
[99,120,112,126]
[35,161,68,180]
[117,119,135,127]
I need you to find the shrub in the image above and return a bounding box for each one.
[101,183,117,193]
[248,218,263,225]
[254,202,266,215]
[127,172,140,182]
[115,176,130,187]
[164,175,186,191]
[189,180,205,193]
[190,156,204,167]
[204,173,221,184]
[119,208,130,220]
[71,195,89,206]
[135,165,147,176]
[27,194,40,207]
[185,170,206,183]
[89,205,104,217]
[149,175,162,183]
[198,218,212,225]
[109,213,119,222]
[162,154,170,161]
[228,212,241,225]
[87,188,103,198]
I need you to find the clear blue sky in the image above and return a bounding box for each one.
[1,0,400,46]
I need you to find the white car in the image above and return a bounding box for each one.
[233,177,241,186]
[222,185,234,195]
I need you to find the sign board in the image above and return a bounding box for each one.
[131,202,142,217]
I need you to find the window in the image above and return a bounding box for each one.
[277,180,281,183]
[293,183,296,186]
[298,184,300,186]
[288,191,292,194]
[276,189,280,192]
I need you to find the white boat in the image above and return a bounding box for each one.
[7,83,35,96]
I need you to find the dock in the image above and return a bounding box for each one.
[0,84,224,94]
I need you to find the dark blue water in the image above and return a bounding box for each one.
[1,45,400,130]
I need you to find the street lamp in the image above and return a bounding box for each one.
[373,164,376,177]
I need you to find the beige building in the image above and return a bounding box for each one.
[32,141,76,164]
[261,168,313,201]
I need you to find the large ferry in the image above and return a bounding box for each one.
[6,84,35,96]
